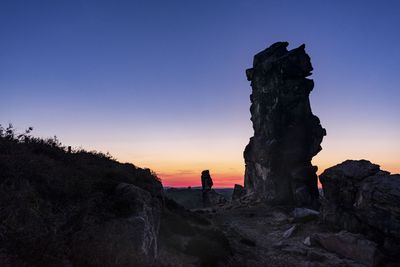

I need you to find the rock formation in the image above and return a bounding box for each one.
[244,42,326,207]
[311,231,383,267]
[320,160,400,256]
[201,170,226,207]
[201,170,213,191]
[72,182,162,265]
[232,184,245,201]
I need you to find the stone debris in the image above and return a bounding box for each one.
[282,224,297,239]
[292,207,319,223]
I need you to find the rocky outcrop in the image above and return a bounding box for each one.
[311,231,383,267]
[201,170,227,207]
[232,184,245,201]
[115,183,161,256]
[320,160,400,258]
[244,42,326,207]
[201,170,213,191]
[71,183,162,265]
[70,181,163,266]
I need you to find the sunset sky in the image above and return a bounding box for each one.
[1,1,399,187]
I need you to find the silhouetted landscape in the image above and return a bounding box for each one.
[2,1,400,266]
[1,41,400,266]
[0,124,232,266]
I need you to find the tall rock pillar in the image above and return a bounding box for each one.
[244,42,326,207]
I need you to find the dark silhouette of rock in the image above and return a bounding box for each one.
[311,231,383,267]
[232,184,245,201]
[244,42,326,207]
[72,183,161,265]
[201,170,227,207]
[320,160,397,234]
[320,160,400,259]
[201,170,213,191]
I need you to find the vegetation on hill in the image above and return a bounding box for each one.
[0,124,231,266]
[0,124,164,265]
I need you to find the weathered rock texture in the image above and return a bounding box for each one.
[72,182,162,265]
[320,160,400,252]
[244,42,326,207]
[201,170,226,207]
[311,231,383,267]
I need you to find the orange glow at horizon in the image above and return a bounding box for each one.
[118,155,399,189]
[152,161,399,188]
[153,159,400,188]
[86,120,399,189]
[158,172,244,188]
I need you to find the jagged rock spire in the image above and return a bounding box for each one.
[244,42,326,207]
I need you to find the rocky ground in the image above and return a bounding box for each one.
[194,203,380,267]
[160,159,400,267]
[185,160,400,267]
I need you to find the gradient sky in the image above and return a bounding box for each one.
[1,0,399,187]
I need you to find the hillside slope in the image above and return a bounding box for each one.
[0,126,231,267]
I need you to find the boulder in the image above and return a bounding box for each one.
[114,183,161,256]
[292,207,319,223]
[320,160,400,241]
[282,224,297,239]
[243,42,326,207]
[232,184,245,201]
[311,231,382,267]
[303,236,311,246]
[71,183,162,266]
[201,170,227,207]
[203,189,227,207]
[355,173,400,239]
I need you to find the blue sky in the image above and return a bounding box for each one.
[1,0,399,186]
